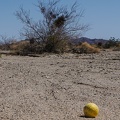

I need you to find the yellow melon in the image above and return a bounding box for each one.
[83,103,99,118]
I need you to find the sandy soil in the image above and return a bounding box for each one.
[0,50,120,120]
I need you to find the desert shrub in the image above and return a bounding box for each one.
[10,40,30,55]
[104,37,119,49]
[44,36,69,53]
[112,43,120,51]
[0,35,17,50]
[104,40,116,48]
[73,42,100,54]
[113,47,120,51]
[97,42,103,48]
[11,38,69,55]
[15,0,89,55]
[10,40,29,50]
[0,42,11,50]
[11,40,46,55]
[80,42,100,53]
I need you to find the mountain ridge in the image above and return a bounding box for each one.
[72,37,108,44]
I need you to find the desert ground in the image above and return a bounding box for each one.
[0,50,120,120]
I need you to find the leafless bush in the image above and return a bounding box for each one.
[15,0,89,53]
[0,35,17,50]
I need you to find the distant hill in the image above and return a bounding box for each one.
[71,37,108,45]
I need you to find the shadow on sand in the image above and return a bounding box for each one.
[79,115,95,118]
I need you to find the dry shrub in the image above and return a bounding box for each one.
[80,42,100,53]
[10,40,29,50]
[10,40,45,55]
[44,38,69,53]
[112,45,120,51]
[10,40,30,55]
[112,42,120,51]
[73,42,100,54]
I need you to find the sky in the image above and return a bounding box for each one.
[0,0,120,40]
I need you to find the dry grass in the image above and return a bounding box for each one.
[73,42,100,54]
[10,40,29,51]
[81,42,100,53]
[9,40,31,55]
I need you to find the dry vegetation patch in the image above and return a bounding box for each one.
[73,42,100,54]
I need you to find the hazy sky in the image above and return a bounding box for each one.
[0,0,120,40]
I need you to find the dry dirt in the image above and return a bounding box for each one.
[0,50,120,120]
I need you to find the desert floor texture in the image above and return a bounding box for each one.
[0,50,120,120]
